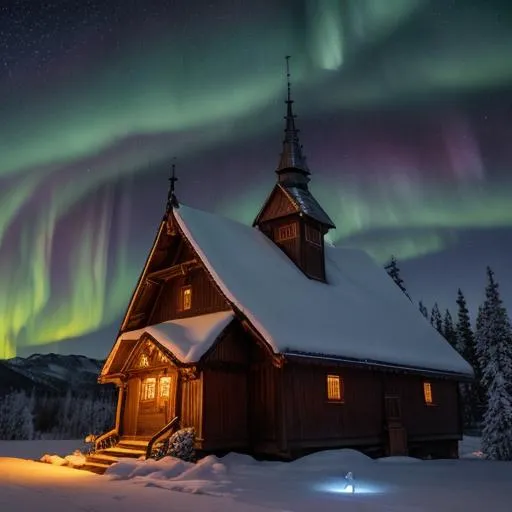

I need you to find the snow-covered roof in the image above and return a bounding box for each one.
[174,205,473,377]
[103,312,234,374]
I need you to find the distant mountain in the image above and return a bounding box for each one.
[1,353,105,394]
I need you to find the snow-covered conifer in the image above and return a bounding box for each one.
[455,289,482,428]
[430,303,443,333]
[418,300,429,320]
[475,267,512,460]
[443,310,457,348]
[384,256,411,300]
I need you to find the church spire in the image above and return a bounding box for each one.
[166,160,179,213]
[276,56,310,183]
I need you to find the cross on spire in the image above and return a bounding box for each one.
[166,160,179,212]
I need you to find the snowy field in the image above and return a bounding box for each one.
[1,438,512,511]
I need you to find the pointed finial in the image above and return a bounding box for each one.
[276,55,309,178]
[286,55,292,104]
[166,158,179,212]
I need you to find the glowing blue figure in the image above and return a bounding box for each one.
[344,471,355,493]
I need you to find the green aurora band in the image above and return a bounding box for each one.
[2,0,512,357]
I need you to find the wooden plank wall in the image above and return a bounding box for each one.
[181,377,203,439]
[150,268,230,324]
[283,364,384,448]
[258,186,296,222]
[397,377,460,438]
[303,239,324,280]
[249,364,277,445]
[121,378,141,437]
[201,369,248,450]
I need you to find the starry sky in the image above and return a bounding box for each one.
[1,0,512,359]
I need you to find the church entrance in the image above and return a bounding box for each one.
[122,370,178,438]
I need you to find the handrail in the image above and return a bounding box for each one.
[146,416,179,459]
[94,428,118,452]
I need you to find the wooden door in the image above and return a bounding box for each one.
[385,395,408,456]
[122,378,141,437]
[136,372,178,437]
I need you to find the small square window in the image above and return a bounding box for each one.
[423,382,434,405]
[141,378,156,401]
[139,353,149,368]
[277,223,297,241]
[327,374,344,402]
[159,376,171,398]
[181,286,192,310]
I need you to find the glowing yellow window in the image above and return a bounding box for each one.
[327,375,344,402]
[423,382,433,405]
[139,354,149,368]
[141,378,156,400]
[277,223,297,241]
[181,286,192,310]
[160,376,171,398]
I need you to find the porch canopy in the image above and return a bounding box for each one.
[102,311,234,376]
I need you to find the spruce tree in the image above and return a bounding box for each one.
[475,267,512,460]
[384,256,411,300]
[443,310,457,349]
[418,300,429,320]
[430,303,443,333]
[456,289,482,428]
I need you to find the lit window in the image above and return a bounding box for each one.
[305,225,322,246]
[277,223,297,241]
[160,376,171,398]
[141,378,156,400]
[327,374,344,402]
[181,286,192,310]
[139,354,149,368]
[423,382,433,405]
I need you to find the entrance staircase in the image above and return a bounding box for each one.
[82,417,180,474]
[82,439,149,474]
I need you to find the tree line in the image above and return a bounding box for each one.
[0,387,115,441]
[385,257,512,460]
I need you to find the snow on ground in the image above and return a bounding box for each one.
[1,437,511,511]
[0,439,87,459]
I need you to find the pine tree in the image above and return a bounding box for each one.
[418,300,429,320]
[455,289,482,428]
[430,303,443,333]
[384,256,411,300]
[443,310,457,349]
[475,267,512,460]
[0,391,34,440]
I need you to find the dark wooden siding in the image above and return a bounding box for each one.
[122,377,141,437]
[124,281,161,331]
[303,240,324,281]
[281,361,462,453]
[108,339,138,374]
[261,216,301,267]
[203,323,249,365]
[181,376,203,439]
[283,364,383,448]
[258,186,296,222]
[249,364,277,446]
[150,267,230,324]
[201,369,248,450]
[399,377,460,439]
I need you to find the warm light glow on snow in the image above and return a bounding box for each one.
[314,479,385,495]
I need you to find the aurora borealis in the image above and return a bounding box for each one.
[1,0,512,359]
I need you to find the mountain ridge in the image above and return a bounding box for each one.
[1,353,105,394]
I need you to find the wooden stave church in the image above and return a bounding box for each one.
[95,73,473,466]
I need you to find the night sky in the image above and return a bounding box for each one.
[1,0,512,359]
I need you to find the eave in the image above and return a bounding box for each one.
[283,351,474,381]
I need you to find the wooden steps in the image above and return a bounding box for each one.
[81,438,149,475]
